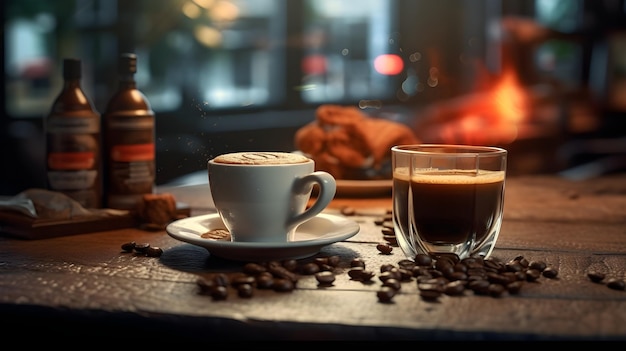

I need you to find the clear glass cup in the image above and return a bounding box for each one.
[392,144,507,260]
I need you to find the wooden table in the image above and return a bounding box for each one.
[1,175,625,343]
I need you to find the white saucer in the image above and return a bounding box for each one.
[166,213,360,261]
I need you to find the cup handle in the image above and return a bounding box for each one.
[288,171,337,227]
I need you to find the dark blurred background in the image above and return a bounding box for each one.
[2,0,625,196]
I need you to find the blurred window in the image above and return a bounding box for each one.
[3,0,402,120]
[534,0,584,86]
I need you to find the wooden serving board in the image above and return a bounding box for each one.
[0,210,137,240]
[0,202,190,240]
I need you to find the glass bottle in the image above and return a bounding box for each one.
[102,53,156,210]
[45,58,102,208]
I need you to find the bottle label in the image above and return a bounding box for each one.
[48,169,98,190]
[47,115,100,133]
[48,151,96,170]
[111,143,154,162]
[104,113,155,210]
[46,113,101,209]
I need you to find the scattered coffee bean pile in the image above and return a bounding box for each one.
[587,271,626,291]
[343,206,625,301]
[195,257,343,300]
[380,253,557,302]
[119,207,625,302]
[121,241,163,257]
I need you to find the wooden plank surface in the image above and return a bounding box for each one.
[1,175,625,342]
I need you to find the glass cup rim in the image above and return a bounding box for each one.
[391,144,507,157]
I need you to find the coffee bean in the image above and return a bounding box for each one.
[419,289,442,301]
[483,256,503,270]
[357,270,376,282]
[525,269,542,282]
[145,246,163,257]
[447,271,468,282]
[505,261,524,273]
[397,268,413,282]
[428,269,445,278]
[529,260,547,272]
[255,274,274,289]
[468,279,491,295]
[506,281,524,294]
[587,271,606,283]
[350,258,366,268]
[412,266,431,278]
[378,270,400,283]
[435,259,454,275]
[488,284,506,297]
[315,271,336,286]
[210,286,229,300]
[300,262,321,275]
[213,273,229,287]
[453,262,468,273]
[121,241,136,252]
[272,278,295,292]
[133,242,151,253]
[282,259,298,271]
[418,282,444,294]
[444,280,466,296]
[376,243,393,255]
[382,278,401,291]
[435,253,460,265]
[380,263,395,273]
[514,271,527,281]
[606,278,626,291]
[231,275,256,287]
[318,263,334,272]
[348,267,366,280]
[268,265,299,283]
[419,277,448,286]
[542,267,559,279]
[381,227,394,236]
[237,284,254,298]
[243,262,267,276]
[377,286,396,303]
[414,254,433,267]
[196,276,216,294]
[486,272,512,285]
[326,255,341,267]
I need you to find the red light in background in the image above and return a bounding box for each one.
[374,54,403,75]
[302,54,327,75]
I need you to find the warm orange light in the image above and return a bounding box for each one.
[492,69,527,125]
[374,54,404,75]
[434,66,529,146]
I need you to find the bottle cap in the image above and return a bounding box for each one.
[63,58,82,80]
[119,53,137,74]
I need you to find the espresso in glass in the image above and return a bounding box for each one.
[391,144,507,261]
[410,170,505,258]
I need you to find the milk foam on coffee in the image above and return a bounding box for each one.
[212,152,310,165]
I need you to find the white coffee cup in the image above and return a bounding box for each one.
[208,152,337,243]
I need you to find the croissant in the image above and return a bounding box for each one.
[294,105,419,179]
